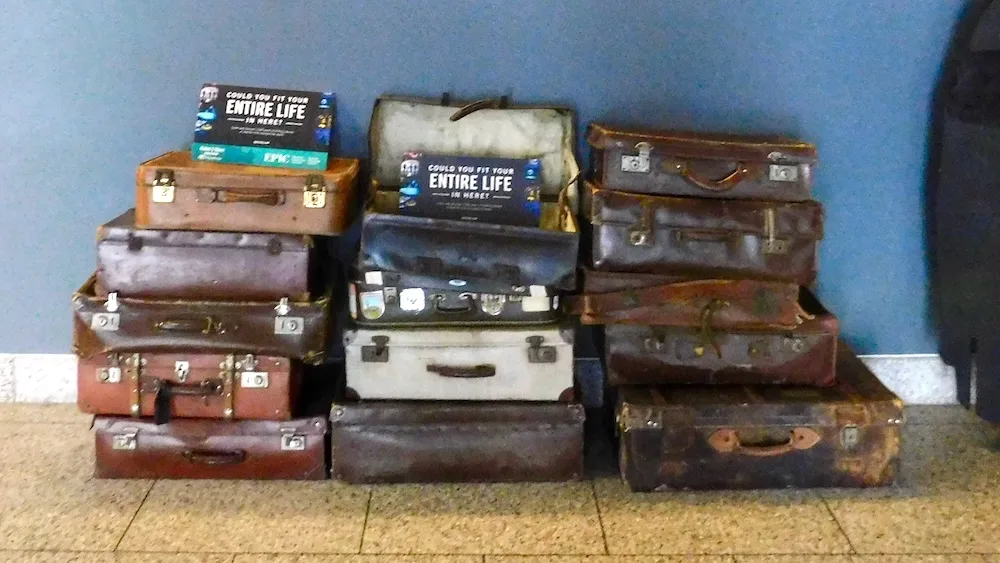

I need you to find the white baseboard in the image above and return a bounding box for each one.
[0,352,959,405]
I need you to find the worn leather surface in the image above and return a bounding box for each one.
[589,183,823,283]
[97,209,312,301]
[93,416,327,480]
[587,123,815,201]
[135,151,359,235]
[330,401,584,483]
[73,276,329,364]
[604,290,836,386]
[573,273,802,329]
[349,280,561,326]
[616,342,902,491]
[78,353,298,421]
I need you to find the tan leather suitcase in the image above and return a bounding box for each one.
[135,151,359,235]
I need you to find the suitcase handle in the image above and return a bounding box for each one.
[673,229,735,244]
[708,428,821,457]
[182,449,248,465]
[151,378,223,397]
[206,189,286,206]
[669,160,757,192]
[432,293,475,314]
[154,317,225,335]
[426,363,497,378]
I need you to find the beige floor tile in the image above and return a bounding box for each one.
[732,557,853,563]
[0,423,95,487]
[362,482,604,555]
[117,480,369,554]
[897,423,1000,493]
[234,555,481,562]
[0,552,235,563]
[905,405,983,425]
[488,556,735,562]
[0,478,153,551]
[0,404,90,423]
[595,479,850,556]
[735,557,993,562]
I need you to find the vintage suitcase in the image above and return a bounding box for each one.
[330,401,585,483]
[72,276,329,364]
[358,96,581,294]
[604,290,838,386]
[96,209,315,301]
[616,342,903,491]
[135,151,359,235]
[78,352,299,422]
[573,270,803,329]
[587,123,816,201]
[93,416,327,480]
[588,183,823,284]
[343,325,574,401]
[349,277,561,327]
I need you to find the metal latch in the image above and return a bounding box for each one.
[151,169,176,203]
[762,208,788,255]
[621,141,652,173]
[237,352,268,388]
[361,335,390,362]
[769,164,799,182]
[98,353,123,383]
[841,424,860,450]
[481,294,506,316]
[92,293,121,331]
[280,431,306,451]
[273,297,304,335]
[303,175,327,209]
[112,428,138,450]
[526,336,557,363]
[174,361,189,383]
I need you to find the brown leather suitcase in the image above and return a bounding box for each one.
[359,96,581,293]
[588,183,823,284]
[78,352,299,423]
[573,269,803,329]
[616,342,903,491]
[587,123,816,201]
[135,151,359,235]
[330,401,585,483]
[72,276,329,364]
[604,289,837,386]
[96,209,314,301]
[93,416,327,480]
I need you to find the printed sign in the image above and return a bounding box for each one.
[192,83,334,170]
[398,154,542,226]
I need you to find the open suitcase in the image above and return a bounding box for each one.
[615,342,903,491]
[358,96,581,294]
[343,325,574,401]
[330,401,585,483]
[587,123,816,201]
[96,209,317,301]
[135,151,359,235]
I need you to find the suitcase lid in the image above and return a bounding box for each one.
[368,95,579,199]
[616,342,903,429]
[137,151,360,192]
[587,123,817,164]
[98,209,312,251]
[344,325,574,348]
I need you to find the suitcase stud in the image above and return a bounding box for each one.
[303,175,327,209]
[481,294,505,316]
[526,336,557,363]
[112,428,138,451]
[151,170,175,203]
[621,142,652,173]
[362,336,390,362]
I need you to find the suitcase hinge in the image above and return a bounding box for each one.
[526,336,557,363]
[125,353,143,416]
[762,208,788,255]
[151,170,176,203]
[362,336,390,362]
[303,175,327,209]
[112,427,139,450]
[621,141,653,174]
[97,353,123,384]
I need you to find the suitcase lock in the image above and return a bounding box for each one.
[526,336,557,363]
[621,142,652,174]
[362,336,390,362]
[97,353,123,384]
[280,429,307,451]
[91,293,122,332]
[303,175,327,209]
[112,428,138,451]
[151,170,175,203]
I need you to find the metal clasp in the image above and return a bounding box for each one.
[273,298,304,335]
[280,431,307,451]
[762,208,789,255]
[151,170,176,203]
[303,175,327,209]
[526,335,557,363]
[628,202,653,246]
[362,335,390,362]
[621,141,652,173]
[174,361,189,383]
[481,294,506,316]
[112,428,138,451]
[97,353,122,383]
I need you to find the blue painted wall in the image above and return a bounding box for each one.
[0,0,967,353]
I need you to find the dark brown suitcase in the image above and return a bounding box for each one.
[359,96,581,293]
[588,183,823,284]
[135,151,359,236]
[93,416,327,480]
[78,352,299,423]
[573,270,803,329]
[604,289,838,386]
[96,209,314,301]
[587,123,816,201]
[72,276,329,364]
[616,342,903,491]
[330,401,585,483]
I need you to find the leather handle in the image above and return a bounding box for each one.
[432,293,475,314]
[154,379,223,397]
[708,428,821,457]
[450,97,510,121]
[182,449,248,465]
[212,189,285,206]
[426,363,497,378]
[671,161,754,192]
[154,317,223,335]
[674,229,735,243]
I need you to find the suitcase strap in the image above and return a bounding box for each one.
[138,354,238,425]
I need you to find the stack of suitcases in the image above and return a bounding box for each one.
[578,124,905,491]
[72,151,359,479]
[331,95,587,483]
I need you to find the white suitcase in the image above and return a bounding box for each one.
[343,325,574,401]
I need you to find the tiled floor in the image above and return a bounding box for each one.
[0,405,998,562]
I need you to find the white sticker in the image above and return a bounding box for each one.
[529,285,548,297]
[520,295,550,313]
[348,284,358,319]
[399,288,426,312]
[365,271,383,286]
